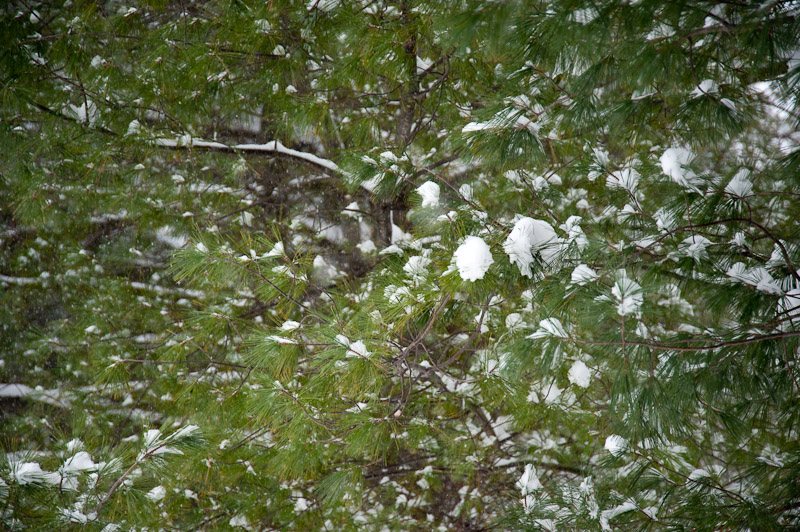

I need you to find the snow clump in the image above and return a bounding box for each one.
[724,169,753,198]
[416,181,440,208]
[404,255,431,278]
[11,461,59,485]
[568,360,591,388]
[611,270,643,317]
[454,236,494,282]
[691,79,718,98]
[679,235,712,263]
[606,168,639,192]
[528,317,568,339]
[146,485,166,502]
[505,312,524,332]
[336,335,372,359]
[517,464,542,494]
[503,217,560,277]
[517,464,542,513]
[59,451,97,490]
[726,263,783,295]
[604,434,627,457]
[570,264,599,286]
[660,148,702,191]
[229,515,250,528]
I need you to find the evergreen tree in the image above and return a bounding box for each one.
[2,1,799,531]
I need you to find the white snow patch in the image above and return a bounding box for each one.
[517,464,542,494]
[503,217,560,277]
[726,263,783,295]
[571,264,599,286]
[688,468,710,481]
[528,318,567,339]
[348,340,369,358]
[254,19,272,33]
[724,169,753,198]
[416,56,433,74]
[126,119,141,136]
[517,464,542,514]
[569,8,598,23]
[0,383,71,408]
[604,434,627,457]
[308,0,339,12]
[404,255,431,278]
[338,337,371,359]
[454,236,494,282]
[692,79,718,98]
[505,312,524,331]
[268,335,297,345]
[660,148,702,191]
[568,360,591,388]
[600,501,637,530]
[391,224,411,244]
[779,288,800,324]
[229,514,250,527]
[416,181,440,207]
[606,168,639,192]
[379,244,403,255]
[146,485,166,502]
[562,215,589,253]
[541,382,562,404]
[156,226,188,249]
[312,255,339,286]
[611,271,643,317]
[265,242,285,258]
[0,275,42,286]
[60,507,92,524]
[342,201,361,218]
[62,452,96,475]
[280,320,301,332]
[463,107,539,135]
[654,208,676,232]
[294,497,309,512]
[679,235,712,263]
[68,100,99,125]
[357,239,377,253]
[11,461,59,485]
[137,428,190,461]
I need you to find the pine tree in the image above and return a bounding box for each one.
[2,1,799,531]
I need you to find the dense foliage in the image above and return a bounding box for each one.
[2,1,799,530]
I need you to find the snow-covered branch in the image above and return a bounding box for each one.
[153,137,342,174]
[0,383,71,408]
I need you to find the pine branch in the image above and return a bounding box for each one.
[153,137,342,174]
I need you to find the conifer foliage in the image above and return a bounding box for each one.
[2,1,799,530]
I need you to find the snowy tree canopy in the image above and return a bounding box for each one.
[2,1,799,531]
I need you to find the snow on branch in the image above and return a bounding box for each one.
[128,281,206,299]
[0,383,71,408]
[0,274,42,286]
[153,137,342,174]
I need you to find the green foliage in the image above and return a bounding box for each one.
[2,1,799,531]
